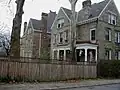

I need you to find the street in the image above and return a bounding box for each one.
[65,84,120,90]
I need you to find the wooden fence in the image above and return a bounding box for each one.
[0,59,97,82]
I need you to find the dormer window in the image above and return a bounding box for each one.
[57,19,64,29]
[108,13,116,25]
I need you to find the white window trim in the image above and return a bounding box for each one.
[109,30,112,41]
[57,19,64,29]
[108,13,117,25]
[118,32,120,43]
[90,28,96,41]
[118,51,120,60]
[109,50,112,60]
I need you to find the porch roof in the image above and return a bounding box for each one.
[76,40,98,45]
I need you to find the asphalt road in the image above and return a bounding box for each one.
[64,84,120,90]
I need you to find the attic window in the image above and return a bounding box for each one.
[57,19,64,29]
[108,13,116,25]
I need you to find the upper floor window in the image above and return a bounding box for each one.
[90,28,96,41]
[57,19,64,29]
[108,13,116,25]
[115,32,120,43]
[59,32,64,43]
[64,30,68,43]
[105,28,111,41]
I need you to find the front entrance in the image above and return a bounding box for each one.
[77,49,85,62]
[76,43,98,62]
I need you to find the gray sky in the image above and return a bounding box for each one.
[0,0,120,35]
[23,0,120,22]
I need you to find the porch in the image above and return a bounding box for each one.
[53,43,98,62]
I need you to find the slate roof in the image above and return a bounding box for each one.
[62,7,77,20]
[30,18,43,30]
[62,0,110,22]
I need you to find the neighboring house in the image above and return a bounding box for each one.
[51,0,120,62]
[20,11,56,58]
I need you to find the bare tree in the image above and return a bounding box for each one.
[0,23,11,56]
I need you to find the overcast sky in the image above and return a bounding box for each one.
[0,0,120,35]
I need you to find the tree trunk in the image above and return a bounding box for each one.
[10,0,25,58]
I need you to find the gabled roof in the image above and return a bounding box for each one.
[30,18,43,30]
[61,7,77,20]
[61,0,110,23]
[77,0,110,22]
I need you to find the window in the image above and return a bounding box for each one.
[105,28,111,41]
[59,32,63,43]
[105,49,111,60]
[115,51,120,60]
[115,32,120,43]
[57,19,64,29]
[90,28,96,41]
[64,30,68,42]
[108,14,116,25]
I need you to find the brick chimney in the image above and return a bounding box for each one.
[82,0,91,8]
[41,12,48,32]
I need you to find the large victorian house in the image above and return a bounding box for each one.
[51,0,120,62]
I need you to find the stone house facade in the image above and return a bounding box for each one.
[20,11,56,58]
[51,0,120,62]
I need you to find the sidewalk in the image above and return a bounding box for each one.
[0,79,120,90]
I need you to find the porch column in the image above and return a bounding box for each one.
[64,49,66,60]
[57,50,59,60]
[95,49,97,61]
[85,48,88,62]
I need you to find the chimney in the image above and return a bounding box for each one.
[41,12,48,19]
[82,0,91,8]
[41,13,48,32]
[24,22,27,34]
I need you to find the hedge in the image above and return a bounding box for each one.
[97,60,120,78]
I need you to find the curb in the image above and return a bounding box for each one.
[42,82,120,90]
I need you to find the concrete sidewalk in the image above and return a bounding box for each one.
[0,79,120,90]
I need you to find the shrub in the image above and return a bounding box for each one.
[97,60,120,78]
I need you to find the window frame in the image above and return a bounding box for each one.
[105,28,111,41]
[57,18,64,29]
[108,13,117,25]
[115,31,120,43]
[90,28,96,41]
[64,30,69,43]
[59,32,63,43]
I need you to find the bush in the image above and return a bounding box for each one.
[97,60,120,78]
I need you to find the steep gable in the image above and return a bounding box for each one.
[77,0,110,22]
[99,0,120,23]
[51,7,71,30]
